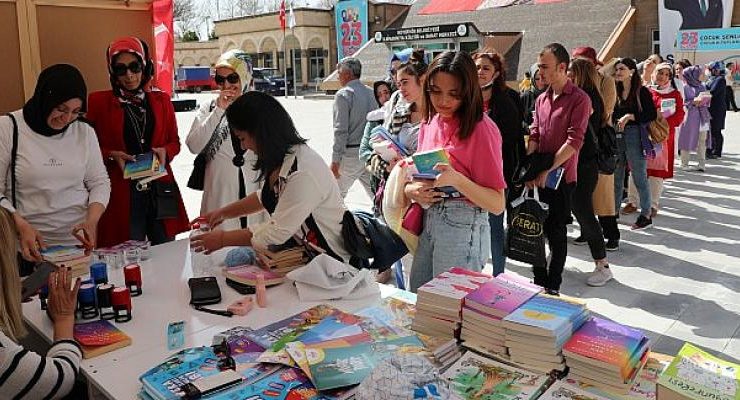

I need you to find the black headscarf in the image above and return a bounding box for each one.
[22,64,87,137]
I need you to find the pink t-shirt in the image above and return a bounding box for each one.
[417,114,507,191]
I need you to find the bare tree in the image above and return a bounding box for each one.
[262,0,283,12]
[174,0,200,39]
[235,0,260,16]
[318,0,337,8]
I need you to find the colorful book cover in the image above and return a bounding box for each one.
[371,125,409,156]
[539,380,612,400]
[356,296,416,341]
[441,351,549,400]
[503,294,587,336]
[657,342,740,400]
[419,269,492,300]
[563,317,649,380]
[411,148,451,177]
[124,152,162,179]
[246,305,347,351]
[465,277,541,317]
[41,245,86,262]
[139,346,280,400]
[306,335,426,391]
[295,314,365,345]
[285,333,375,380]
[223,265,286,286]
[74,320,130,346]
[223,328,266,364]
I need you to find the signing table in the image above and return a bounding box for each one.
[22,239,394,400]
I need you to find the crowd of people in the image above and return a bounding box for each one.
[0,33,733,398]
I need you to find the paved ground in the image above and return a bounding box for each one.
[173,92,740,362]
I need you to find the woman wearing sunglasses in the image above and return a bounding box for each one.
[0,64,110,273]
[186,50,264,231]
[87,37,189,248]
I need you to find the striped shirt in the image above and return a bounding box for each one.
[0,331,81,399]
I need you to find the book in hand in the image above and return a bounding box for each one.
[370,125,409,157]
[411,148,450,179]
[123,152,165,180]
[442,351,550,400]
[545,167,565,190]
[657,342,740,400]
[73,320,132,359]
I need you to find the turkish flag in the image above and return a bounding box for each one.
[279,0,286,32]
[152,0,174,96]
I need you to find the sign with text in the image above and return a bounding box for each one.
[678,28,740,51]
[335,0,368,60]
[374,24,470,43]
[660,0,734,61]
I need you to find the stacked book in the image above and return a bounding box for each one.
[657,342,740,400]
[256,245,308,275]
[442,351,551,400]
[417,334,461,368]
[502,293,590,373]
[411,267,491,339]
[461,273,542,357]
[563,317,650,394]
[41,245,91,278]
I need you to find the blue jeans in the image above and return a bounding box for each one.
[488,212,505,276]
[409,201,490,292]
[614,125,651,217]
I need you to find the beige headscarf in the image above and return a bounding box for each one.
[214,50,253,92]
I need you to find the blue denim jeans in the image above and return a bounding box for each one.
[488,212,505,276]
[409,200,490,292]
[614,125,651,217]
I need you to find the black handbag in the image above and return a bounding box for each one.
[591,123,618,175]
[154,180,180,220]
[187,153,207,191]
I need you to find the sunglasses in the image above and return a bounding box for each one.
[215,73,240,85]
[112,61,143,76]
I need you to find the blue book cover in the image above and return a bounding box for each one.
[124,152,163,179]
[545,167,565,190]
[503,295,587,336]
[411,148,450,177]
[371,125,409,156]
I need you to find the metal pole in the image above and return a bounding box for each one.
[283,29,288,97]
[292,48,298,99]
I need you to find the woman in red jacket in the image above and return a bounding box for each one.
[625,62,685,217]
[86,37,189,248]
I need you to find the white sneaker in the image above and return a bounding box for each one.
[587,266,613,287]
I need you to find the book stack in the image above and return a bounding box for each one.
[41,245,91,278]
[223,265,285,287]
[256,245,308,275]
[563,317,651,394]
[411,267,491,339]
[461,273,542,357]
[442,351,551,400]
[657,342,740,400]
[501,293,590,373]
[417,334,461,368]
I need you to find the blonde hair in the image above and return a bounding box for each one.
[0,208,26,340]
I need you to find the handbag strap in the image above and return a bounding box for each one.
[5,113,18,208]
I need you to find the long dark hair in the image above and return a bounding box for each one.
[396,49,428,84]
[569,59,607,127]
[615,58,642,106]
[226,91,307,181]
[421,51,483,140]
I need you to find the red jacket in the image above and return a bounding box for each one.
[649,88,685,179]
[86,90,190,247]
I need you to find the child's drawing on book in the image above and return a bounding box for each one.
[677,354,737,395]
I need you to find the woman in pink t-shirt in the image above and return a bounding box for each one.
[405,51,507,292]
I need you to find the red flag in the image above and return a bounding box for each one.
[279,0,286,32]
[152,0,175,96]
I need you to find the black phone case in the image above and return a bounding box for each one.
[21,261,56,299]
[188,276,222,306]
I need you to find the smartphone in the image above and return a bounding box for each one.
[21,261,56,300]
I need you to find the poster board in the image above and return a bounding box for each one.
[659,0,734,62]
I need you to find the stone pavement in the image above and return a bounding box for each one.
[173,93,740,362]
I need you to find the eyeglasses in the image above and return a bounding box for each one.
[215,72,240,85]
[112,61,143,76]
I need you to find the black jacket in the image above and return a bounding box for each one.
[665,0,723,29]
[487,88,526,188]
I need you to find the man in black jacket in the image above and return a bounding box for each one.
[665,0,724,30]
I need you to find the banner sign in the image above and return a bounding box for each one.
[677,28,740,51]
[374,24,470,43]
[153,0,175,96]
[659,0,734,61]
[335,0,368,60]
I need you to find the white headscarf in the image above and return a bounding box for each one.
[214,50,253,92]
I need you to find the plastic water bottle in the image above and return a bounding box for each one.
[189,222,213,277]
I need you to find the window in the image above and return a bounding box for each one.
[460,41,479,54]
[651,29,660,55]
[263,53,273,68]
[291,49,302,82]
[309,48,325,80]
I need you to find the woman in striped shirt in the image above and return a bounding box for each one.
[0,207,82,399]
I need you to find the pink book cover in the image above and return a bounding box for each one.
[465,277,541,316]
[419,269,491,300]
[496,272,543,292]
[564,317,649,379]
